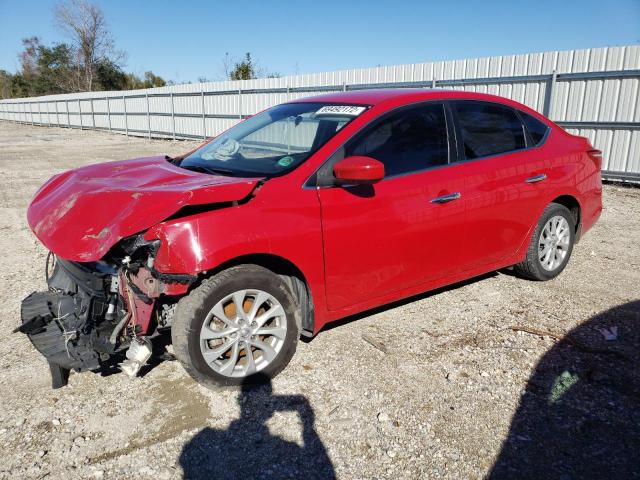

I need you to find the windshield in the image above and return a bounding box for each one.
[180,102,368,177]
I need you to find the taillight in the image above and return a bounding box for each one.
[587,149,602,170]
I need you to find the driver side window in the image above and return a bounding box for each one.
[346,103,449,177]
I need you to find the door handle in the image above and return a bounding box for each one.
[525,173,547,183]
[430,192,461,204]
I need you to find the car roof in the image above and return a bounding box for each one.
[291,88,530,111]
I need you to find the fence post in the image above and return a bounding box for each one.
[238,87,242,121]
[90,97,95,129]
[146,93,151,139]
[43,101,47,126]
[201,90,206,139]
[54,101,59,126]
[30,102,34,126]
[431,78,436,89]
[170,92,176,140]
[342,82,347,92]
[287,85,290,100]
[543,70,557,117]
[106,96,112,132]
[123,95,128,136]
[78,99,83,130]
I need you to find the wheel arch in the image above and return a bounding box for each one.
[514,192,583,263]
[201,253,315,336]
[550,194,582,239]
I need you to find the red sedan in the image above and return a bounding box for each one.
[21,89,602,388]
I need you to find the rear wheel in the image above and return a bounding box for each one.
[172,265,299,387]
[514,203,575,281]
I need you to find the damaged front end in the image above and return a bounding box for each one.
[20,156,264,388]
[18,237,194,388]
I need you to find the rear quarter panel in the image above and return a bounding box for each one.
[512,128,602,261]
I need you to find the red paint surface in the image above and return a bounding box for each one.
[27,156,261,261]
[28,89,602,334]
[333,156,385,183]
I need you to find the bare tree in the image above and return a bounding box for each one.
[221,52,280,81]
[221,52,233,80]
[19,37,42,82]
[54,0,123,91]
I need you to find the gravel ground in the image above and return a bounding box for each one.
[0,122,638,480]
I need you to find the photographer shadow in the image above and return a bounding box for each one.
[179,373,336,480]
[489,300,640,479]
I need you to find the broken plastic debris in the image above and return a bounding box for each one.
[119,338,152,377]
[548,370,579,404]
[597,326,618,341]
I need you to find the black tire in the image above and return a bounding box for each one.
[514,203,576,281]
[171,264,300,388]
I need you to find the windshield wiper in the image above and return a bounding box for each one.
[181,165,236,176]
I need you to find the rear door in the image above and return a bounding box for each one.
[451,101,549,269]
[316,102,467,311]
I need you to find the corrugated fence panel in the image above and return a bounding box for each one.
[1,45,639,180]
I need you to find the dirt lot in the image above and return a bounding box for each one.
[0,121,638,479]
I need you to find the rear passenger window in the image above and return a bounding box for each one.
[347,103,448,177]
[454,102,526,159]
[520,111,549,145]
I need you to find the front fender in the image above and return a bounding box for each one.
[143,190,330,331]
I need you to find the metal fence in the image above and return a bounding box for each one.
[1,45,639,181]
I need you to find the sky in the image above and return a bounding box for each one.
[1,0,639,84]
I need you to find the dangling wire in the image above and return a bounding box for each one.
[45,251,56,284]
[52,296,75,359]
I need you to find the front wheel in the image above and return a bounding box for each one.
[171,264,300,387]
[514,203,576,281]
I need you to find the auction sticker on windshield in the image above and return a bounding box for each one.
[315,105,367,116]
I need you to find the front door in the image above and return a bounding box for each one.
[317,102,467,311]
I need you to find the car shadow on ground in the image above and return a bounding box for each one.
[488,300,640,479]
[179,373,336,480]
[314,271,499,336]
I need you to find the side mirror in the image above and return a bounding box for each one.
[333,156,385,185]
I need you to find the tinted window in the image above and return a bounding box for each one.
[455,102,526,159]
[347,103,448,177]
[520,111,549,145]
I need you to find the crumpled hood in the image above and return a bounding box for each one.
[27,156,262,262]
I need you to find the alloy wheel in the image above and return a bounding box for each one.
[538,215,571,271]
[199,289,287,378]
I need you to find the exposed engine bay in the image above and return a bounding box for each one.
[17,236,194,388]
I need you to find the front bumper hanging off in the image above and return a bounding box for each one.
[16,254,191,388]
